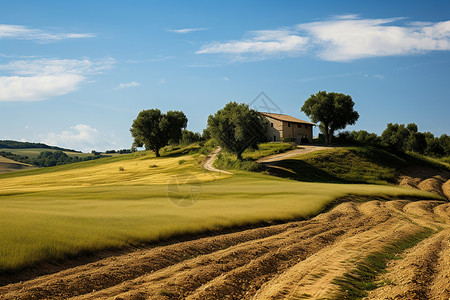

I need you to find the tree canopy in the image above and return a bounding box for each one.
[381,123,445,155]
[207,102,267,160]
[130,109,187,157]
[301,91,359,144]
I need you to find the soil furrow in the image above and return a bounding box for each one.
[367,229,448,300]
[0,222,299,299]
[0,200,448,300]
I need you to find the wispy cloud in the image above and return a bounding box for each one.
[197,15,450,62]
[0,24,95,41]
[167,28,207,34]
[39,124,118,152]
[125,55,174,64]
[0,53,39,58]
[197,29,308,61]
[0,57,115,102]
[363,74,385,80]
[157,78,166,85]
[117,81,140,89]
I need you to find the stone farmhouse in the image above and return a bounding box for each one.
[259,112,315,144]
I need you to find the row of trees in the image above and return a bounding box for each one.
[0,150,104,167]
[335,124,449,157]
[130,91,447,160]
[130,103,268,160]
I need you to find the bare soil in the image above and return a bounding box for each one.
[1,199,448,300]
[398,166,450,200]
[201,147,232,174]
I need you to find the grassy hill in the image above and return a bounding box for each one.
[266,146,450,184]
[0,144,442,274]
[0,140,78,152]
[0,148,93,159]
[0,156,36,174]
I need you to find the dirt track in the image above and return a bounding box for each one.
[256,145,331,164]
[201,147,232,174]
[0,199,448,299]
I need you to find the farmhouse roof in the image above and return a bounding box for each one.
[259,112,315,125]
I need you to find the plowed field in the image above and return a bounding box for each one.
[1,199,448,299]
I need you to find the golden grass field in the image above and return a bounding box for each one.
[0,149,441,273]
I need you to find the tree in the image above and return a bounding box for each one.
[130,109,187,157]
[381,123,427,152]
[301,91,359,144]
[439,134,450,156]
[180,129,202,145]
[207,102,267,160]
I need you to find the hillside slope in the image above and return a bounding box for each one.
[264,146,450,200]
[0,156,36,173]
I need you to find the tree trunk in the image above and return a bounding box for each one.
[236,151,243,160]
[155,148,160,157]
[324,127,330,145]
[322,122,330,145]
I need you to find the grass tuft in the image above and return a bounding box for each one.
[332,227,435,299]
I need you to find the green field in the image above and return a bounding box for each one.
[0,146,441,273]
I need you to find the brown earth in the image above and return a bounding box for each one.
[398,165,450,200]
[0,199,448,300]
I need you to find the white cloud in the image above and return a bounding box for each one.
[222,77,230,81]
[157,78,166,85]
[39,124,118,152]
[197,29,309,61]
[0,57,115,102]
[126,55,174,64]
[298,17,450,61]
[196,16,450,62]
[167,28,206,34]
[0,74,83,102]
[0,24,95,41]
[117,81,140,89]
[0,57,115,76]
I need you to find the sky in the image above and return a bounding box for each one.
[0,0,449,152]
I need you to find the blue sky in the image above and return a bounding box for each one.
[1,0,449,152]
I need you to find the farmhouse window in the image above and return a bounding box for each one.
[270,123,273,127]
[298,124,301,128]
[288,122,290,127]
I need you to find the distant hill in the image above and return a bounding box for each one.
[0,140,80,153]
[0,155,36,174]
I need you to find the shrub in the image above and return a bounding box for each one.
[214,152,263,172]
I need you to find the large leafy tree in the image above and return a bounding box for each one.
[207,102,267,160]
[130,109,187,157]
[301,91,359,144]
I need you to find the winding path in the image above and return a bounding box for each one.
[202,147,232,174]
[256,145,332,164]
